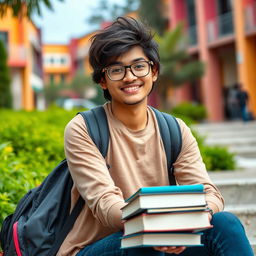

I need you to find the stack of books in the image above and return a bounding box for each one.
[120,184,212,249]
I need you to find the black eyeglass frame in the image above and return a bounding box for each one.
[102,60,154,81]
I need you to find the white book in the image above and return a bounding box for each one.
[123,210,212,236]
[121,232,203,248]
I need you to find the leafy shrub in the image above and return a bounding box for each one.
[171,102,207,123]
[0,107,78,225]
[201,146,236,171]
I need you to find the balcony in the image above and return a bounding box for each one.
[244,2,256,35]
[8,45,27,67]
[207,12,234,43]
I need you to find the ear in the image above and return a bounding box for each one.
[152,66,158,82]
[100,77,107,90]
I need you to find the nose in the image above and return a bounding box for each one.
[123,67,137,81]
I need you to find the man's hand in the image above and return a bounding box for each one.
[154,246,186,254]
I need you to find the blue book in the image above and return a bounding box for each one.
[122,185,206,220]
[125,184,204,203]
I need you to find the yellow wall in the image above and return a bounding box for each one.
[0,6,41,110]
[43,44,71,83]
[233,0,256,116]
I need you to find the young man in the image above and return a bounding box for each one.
[58,17,253,256]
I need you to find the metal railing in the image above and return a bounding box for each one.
[207,12,234,43]
[218,12,234,37]
[187,25,198,46]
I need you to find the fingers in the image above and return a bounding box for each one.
[154,246,186,254]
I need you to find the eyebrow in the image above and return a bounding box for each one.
[108,57,147,66]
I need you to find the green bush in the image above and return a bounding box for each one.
[171,102,207,123]
[201,146,236,171]
[0,107,78,225]
[191,129,236,171]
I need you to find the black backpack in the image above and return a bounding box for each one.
[0,106,182,256]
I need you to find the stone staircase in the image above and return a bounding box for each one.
[192,120,256,169]
[192,121,256,253]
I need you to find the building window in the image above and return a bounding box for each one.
[60,73,66,83]
[49,74,55,84]
[0,31,8,51]
[185,0,197,45]
[217,0,234,36]
[60,57,67,65]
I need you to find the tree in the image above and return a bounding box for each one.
[87,0,139,26]
[0,40,12,108]
[155,24,205,109]
[0,0,64,18]
[44,73,106,107]
[138,0,167,35]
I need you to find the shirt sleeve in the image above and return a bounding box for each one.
[64,114,125,229]
[174,119,225,213]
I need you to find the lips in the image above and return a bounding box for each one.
[121,84,142,93]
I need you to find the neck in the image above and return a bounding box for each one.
[110,102,148,131]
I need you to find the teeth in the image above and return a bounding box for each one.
[123,86,140,92]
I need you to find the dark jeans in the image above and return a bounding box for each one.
[76,212,254,256]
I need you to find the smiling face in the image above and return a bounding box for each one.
[100,46,158,108]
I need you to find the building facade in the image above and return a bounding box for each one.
[43,44,72,85]
[0,7,44,110]
[168,0,256,121]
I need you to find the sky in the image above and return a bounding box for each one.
[33,0,124,44]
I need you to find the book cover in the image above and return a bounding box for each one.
[125,184,204,203]
[122,192,206,220]
[121,232,204,248]
[123,210,212,236]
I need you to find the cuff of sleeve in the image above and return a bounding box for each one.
[107,201,126,229]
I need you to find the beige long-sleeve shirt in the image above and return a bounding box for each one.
[57,103,224,256]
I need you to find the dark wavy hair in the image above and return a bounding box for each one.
[89,16,160,101]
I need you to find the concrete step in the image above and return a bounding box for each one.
[192,121,256,168]
[213,178,256,205]
[208,169,256,252]
[192,120,256,132]
[201,130,256,139]
[205,137,256,147]
[224,204,256,251]
[236,157,256,169]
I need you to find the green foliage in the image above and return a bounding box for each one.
[0,108,78,225]
[201,146,236,171]
[155,24,205,88]
[0,40,12,108]
[138,0,166,35]
[153,24,205,110]
[87,0,139,26]
[44,74,106,106]
[190,128,236,171]
[0,0,64,18]
[171,102,207,123]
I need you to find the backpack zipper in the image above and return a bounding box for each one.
[13,222,22,256]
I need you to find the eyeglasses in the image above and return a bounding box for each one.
[103,60,153,81]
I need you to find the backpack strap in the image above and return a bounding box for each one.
[79,106,109,158]
[48,106,109,256]
[150,107,182,185]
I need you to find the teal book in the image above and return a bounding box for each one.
[122,184,206,220]
[121,232,204,248]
